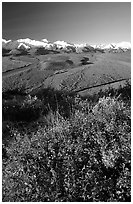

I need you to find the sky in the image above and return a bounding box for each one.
[2,2,131,44]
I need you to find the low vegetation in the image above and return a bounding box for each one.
[2,81,131,202]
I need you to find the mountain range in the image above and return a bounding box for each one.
[2,38,131,55]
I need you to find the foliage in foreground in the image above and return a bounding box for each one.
[2,93,131,201]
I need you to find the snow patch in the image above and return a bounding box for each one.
[18,43,30,50]
[2,39,11,44]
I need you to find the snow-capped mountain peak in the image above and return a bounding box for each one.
[74,43,87,48]
[17,38,48,47]
[17,38,31,44]
[41,39,49,43]
[91,42,131,50]
[53,40,72,48]
[103,43,115,49]
[115,41,131,49]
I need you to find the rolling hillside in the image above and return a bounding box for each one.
[2,50,131,96]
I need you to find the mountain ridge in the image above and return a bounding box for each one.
[2,38,131,55]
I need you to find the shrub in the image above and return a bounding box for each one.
[2,95,131,202]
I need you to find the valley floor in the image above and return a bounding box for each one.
[2,51,131,96]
